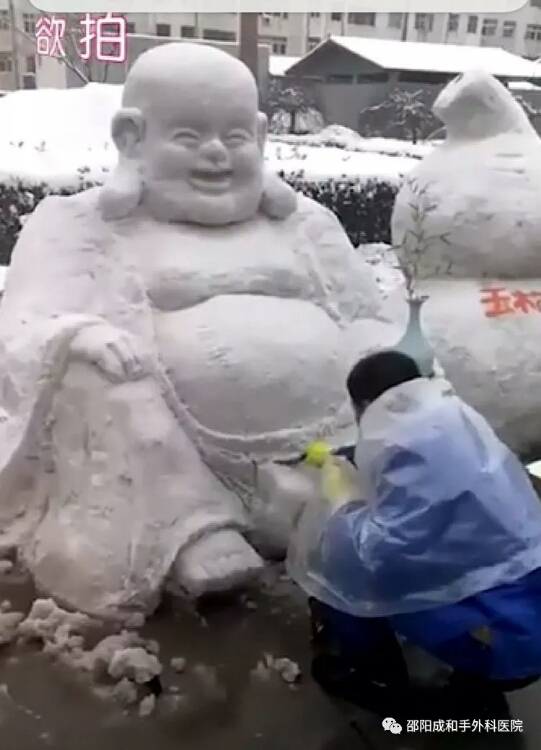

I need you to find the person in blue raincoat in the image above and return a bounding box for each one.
[287,350,541,720]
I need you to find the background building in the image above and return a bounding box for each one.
[0,2,541,91]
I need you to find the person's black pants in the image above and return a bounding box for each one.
[308,598,539,719]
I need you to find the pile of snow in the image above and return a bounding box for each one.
[0,598,163,713]
[0,597,250,717]
[0,84,420,189]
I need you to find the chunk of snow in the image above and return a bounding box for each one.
[170,656,186,673]
[112,677,139,707]
[0,611,24,645]
[83,631,145,680]
[108,646,162,684]
[124,612,145,629]
[17,598,93,644]
[138,694,156,717]
[260,654,302,683]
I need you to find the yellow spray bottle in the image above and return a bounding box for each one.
[304,441,353,508]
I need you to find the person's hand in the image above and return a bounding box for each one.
[69,324,153,383]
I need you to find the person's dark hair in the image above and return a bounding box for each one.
[346,350,422,409]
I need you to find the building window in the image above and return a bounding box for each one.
[203,29,236,42]
[25,55,36,73]
[22,74,36,89]
[531,0,541,7]
[181,25,195,38]
[502,20,516,38]
[481,18,498,36]
[331,12,342,22]
[0,11,9,31]
[310,12,320,18]
[347,13,375,26]
[0,53,12,73]
[388,13,403,29]
[525,23,541,40]
[447,14,459,33]
[155,23,171,36]
[327,73,353,83]
[308,36,320,50]
[414,13,434,32]
[23,13,36,34]
[467,15,478,34]
[357,72,389,83]
[263,36,287,54]
[126,22,136,34]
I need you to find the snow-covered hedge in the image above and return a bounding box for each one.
[0,171,399,265]
[271,124,434,160]
[282,172,397,248]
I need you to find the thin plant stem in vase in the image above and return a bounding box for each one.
[392,178,452,377]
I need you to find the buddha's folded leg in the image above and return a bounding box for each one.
[27,361,263,617]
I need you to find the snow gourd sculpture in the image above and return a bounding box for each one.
[392,69,541,453]
[0,43,399,618]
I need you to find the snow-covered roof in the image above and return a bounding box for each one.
[269,55,299,77]
[509,80,541,91]
[311,36,541,80]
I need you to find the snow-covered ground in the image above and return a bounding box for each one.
[0,84,423,189]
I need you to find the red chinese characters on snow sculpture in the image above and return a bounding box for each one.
[480,288,541,318]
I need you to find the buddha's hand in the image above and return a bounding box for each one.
[69,324,153,383]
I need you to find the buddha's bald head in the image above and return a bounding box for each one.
[122,42,259,121]
[108,42,268,225]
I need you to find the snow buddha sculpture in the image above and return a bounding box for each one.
[0,42,398,618]
[392,69,541,453]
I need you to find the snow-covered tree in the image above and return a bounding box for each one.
[358,88,440,143]
[262,78,324,135]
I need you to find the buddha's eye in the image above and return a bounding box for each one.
[224,130,250,146]
[171,129,200,146]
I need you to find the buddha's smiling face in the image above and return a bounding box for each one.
[142,93,266,225]
[114,44,267,226]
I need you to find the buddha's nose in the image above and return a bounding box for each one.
[200,137,228,163]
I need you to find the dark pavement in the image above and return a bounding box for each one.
[0,567,538,750]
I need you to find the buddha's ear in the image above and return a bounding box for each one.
[256,111,268,153]
[111,107,146,158]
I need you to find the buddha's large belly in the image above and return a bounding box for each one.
[153,294,349,440]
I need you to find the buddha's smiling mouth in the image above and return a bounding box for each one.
[190,169,233,192]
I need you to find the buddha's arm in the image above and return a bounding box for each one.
[298,197,383,323]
